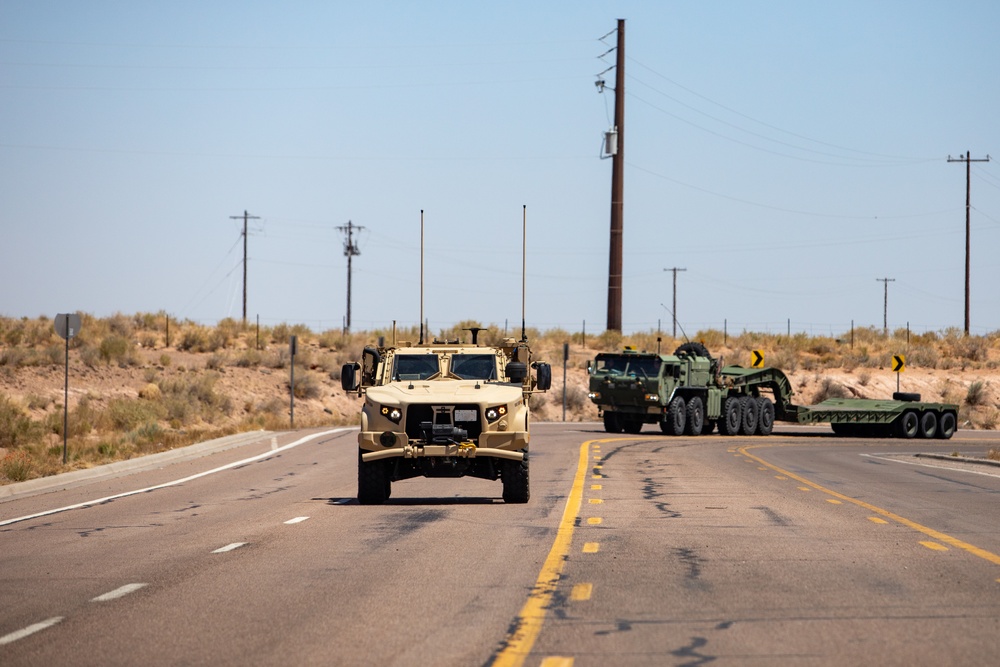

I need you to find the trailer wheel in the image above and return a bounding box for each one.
[755,397,775,435]
[918,411,938,439]
[603,412,623,433]
[662,396,686,436]
[685,396,704,436]
[740,396,759,435]
[897,410,919,439]
[719,396,742,435]
[936,412,957,439]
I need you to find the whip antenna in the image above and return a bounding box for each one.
[419,210,425,345]
[521,205,527,342]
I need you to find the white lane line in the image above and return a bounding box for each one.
[0,617,64,645]
[284,516,309,525]
[0,428,350,527]
[91,583,147,602]
[212,542,247,554]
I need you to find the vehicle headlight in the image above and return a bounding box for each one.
[379,405,403,424]
[485,404,508,423]
[645,394,658,402]
[589,391,601,400]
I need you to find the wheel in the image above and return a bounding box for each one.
[623,415,643,434]
[718,396,742,436]
[755,397,774,436]
[684,396,704,436]
[936,412,957,439]
[603,411,623,433]
[740,396,759,435]
[502,453,530,503]
[663,396,686,436]
[358,451,390,505]
[897,410,919,439]
[918,411,938,439]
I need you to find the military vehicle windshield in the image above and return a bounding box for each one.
[593,355,661,378]
[450,354,497,380]
[392,354,440,381]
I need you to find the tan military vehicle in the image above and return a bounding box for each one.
[342,328,552,504]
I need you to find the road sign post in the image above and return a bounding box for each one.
[54,313,81,465]
[289,335,298,428]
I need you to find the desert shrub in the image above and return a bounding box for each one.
[99,334,134,365]
[159,353,171,367]
[290,372,322,400]
[908,345,940,369]
[205,352,228,370]
[103,398,165,432]
[812,378,849,403]
[138,383,162,400]
[966,380,987,406]
[0,449,33,482]
[0,347,30,367]
[0,395,43,448]
[987,448,1000,462]
[178,326,210,352]
[140,332,158,349]
[235,349,262,368]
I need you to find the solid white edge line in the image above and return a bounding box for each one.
[0,616,64,645]
[863,453,1000,478]
[0,428,350,527]
[91,583,148,602]
[212,542,247,554]
[284,516,309,524]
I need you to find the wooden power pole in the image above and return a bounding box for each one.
[337,220,364,333]
[947,151,990,335]
[606,18,625,332]
[229,210,260,324]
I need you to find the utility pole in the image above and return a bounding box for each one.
[606,18,625,332]
[336,220,364,333]
[664,267,686,338]
[876,277,895,335]
[229,210,260,324]
[947,151,990,335]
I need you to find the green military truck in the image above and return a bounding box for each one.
[342,329,552,504]
[588,343,958,439]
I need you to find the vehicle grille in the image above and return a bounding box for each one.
[404,404,483,442]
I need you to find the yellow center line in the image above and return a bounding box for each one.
[491,439,592,667]
[739,443,1000,568]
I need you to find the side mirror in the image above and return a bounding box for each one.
[341,363,360,392]
[534,362,552,391]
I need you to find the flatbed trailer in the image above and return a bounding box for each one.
[721,365,959,439]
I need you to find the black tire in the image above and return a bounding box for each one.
[664,396,686,436]
[502,453,530,504]
[936,412,957,440]
[685,396,704,436]
[603,411,623,433]
[358,452,390,505]
[674,342,711,359]
[740,396,759,435]
[918,411,938,439]
[718,396,742,436]
[897,410,919,439]
[756,397,775,436]
[893,392,921,402]
[702,419,716,435]
[623,415,643,434]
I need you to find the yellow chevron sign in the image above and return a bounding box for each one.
[751,350,764,368]
[892,354,905,373]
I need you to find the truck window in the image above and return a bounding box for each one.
[450,354,497,380]
[393,354,440,381]
[630,358,661,378]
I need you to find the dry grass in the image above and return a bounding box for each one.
[1,313,999,484]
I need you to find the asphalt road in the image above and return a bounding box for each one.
[1,423,999,666]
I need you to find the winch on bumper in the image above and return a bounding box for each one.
[360,427,529,463]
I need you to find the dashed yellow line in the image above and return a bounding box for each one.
[921,541,949,552]
[587,517,602,525]
[570,583,593,601]
[868,517,888,524]
[582,542,600,554]
[739,444,1000,568]
[540,657,574,667]
[588,498,603,505]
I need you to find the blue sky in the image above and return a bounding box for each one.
[2,1,999,336]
